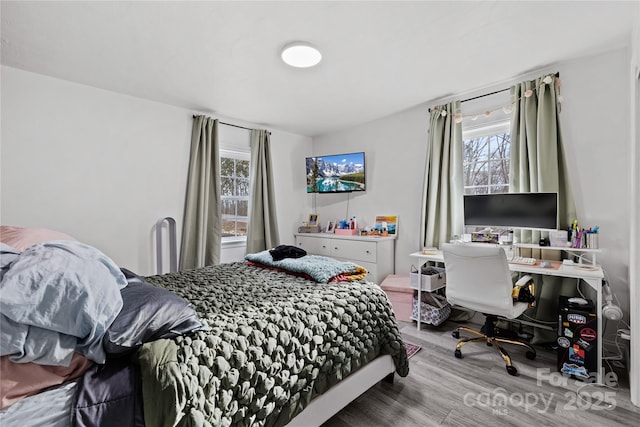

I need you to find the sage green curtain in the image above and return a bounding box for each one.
[246,129,279,254]
[420,101,464,249]
[509,74,577,344]
[179,116,221,269]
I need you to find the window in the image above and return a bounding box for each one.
[462,121,510,195]
[220,150,249,240]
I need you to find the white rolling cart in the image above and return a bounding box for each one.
[409,251,447,330]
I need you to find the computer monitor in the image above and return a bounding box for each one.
[463,192,558,230]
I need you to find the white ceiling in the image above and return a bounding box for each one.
[1,1,636,137]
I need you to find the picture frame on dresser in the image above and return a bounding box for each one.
[325,221,335,233]
[308,214,319,226]
[374,215,398,235]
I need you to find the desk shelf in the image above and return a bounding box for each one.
[514,243,601,264]
[514,243,601,252]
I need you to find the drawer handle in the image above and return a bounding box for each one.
[322,245,326,248]
[366,250,371,254]
[334,247,339,250]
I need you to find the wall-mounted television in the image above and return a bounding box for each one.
[463,192,558,230]
[306,152,366,193]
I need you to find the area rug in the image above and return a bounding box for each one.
[404,341,422,359]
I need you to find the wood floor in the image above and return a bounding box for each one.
[322,318,640,427]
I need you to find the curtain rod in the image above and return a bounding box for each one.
[192,115,271,134]
[221,122,253,131]
[429,72,560,111]
[191,116,251,131]
[461,87,509,103]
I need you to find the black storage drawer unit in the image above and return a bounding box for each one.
[557,295,598,381]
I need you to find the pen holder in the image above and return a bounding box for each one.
[587,233,599,249]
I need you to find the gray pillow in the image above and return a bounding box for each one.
[103,269,203,355]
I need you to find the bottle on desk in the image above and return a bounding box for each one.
[506,245,515,259]
[498,230,515,258]
[506,230,514,245]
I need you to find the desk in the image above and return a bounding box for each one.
[409,250,605,382]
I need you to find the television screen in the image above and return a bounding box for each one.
[306,152,366,193]
[463,192,558,230]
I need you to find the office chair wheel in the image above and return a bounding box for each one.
[452,331,460,339]
[526,351,536,360]
[454,349,462,359]
[506,365,518,376]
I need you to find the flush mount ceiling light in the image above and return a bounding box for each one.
[281,42,322,68]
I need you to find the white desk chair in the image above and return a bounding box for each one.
[442,243,537,376]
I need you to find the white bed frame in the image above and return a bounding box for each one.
[1,355,395,427]
[287,354,396,427]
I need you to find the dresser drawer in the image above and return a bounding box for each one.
[293,233,395,285]
[357,260,376,282]
[295,235,330,256]
[330,239,377,263]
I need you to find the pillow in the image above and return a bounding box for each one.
[103,269,204,356]
[0,226,76,251]
[1,241,127,365]
[1,353,93,410]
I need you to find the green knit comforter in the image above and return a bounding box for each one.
[138,262,409,427]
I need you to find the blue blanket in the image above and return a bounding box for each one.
[245,250,363,283]
[0,241,127,366]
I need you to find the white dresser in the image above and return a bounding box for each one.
[294,233,396,284]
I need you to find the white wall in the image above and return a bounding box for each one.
[0,66,312,275]
[311,104,428,274]
[560,48,630,315]
[311,47,632,320]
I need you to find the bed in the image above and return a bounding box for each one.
[0,228,409,426]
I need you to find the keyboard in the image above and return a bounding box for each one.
[508,256,537,265]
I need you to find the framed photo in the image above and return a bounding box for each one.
[308,214,319,226]
[374,215,398,235]
[325,220,335,233]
